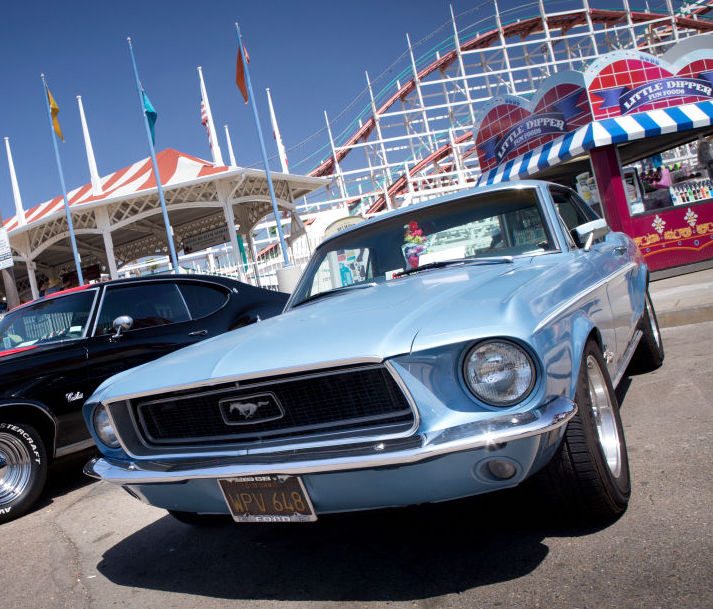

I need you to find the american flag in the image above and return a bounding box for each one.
[200,100,212,151]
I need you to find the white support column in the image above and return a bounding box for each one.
[26,261,38,300]
[407,33,436,152]
[665,0,679,42]
[621,0,638,48]
[366,71,392,181]
[76,96,103,195]
[216,181,246,282]
[324,110,348,200]
[538,0,557,73]
[224,124,237,167]
[494,0,517,93]
[448,128,466,186]
[450,5,476,125]
[582,0,600,56]
[95,207,119,279]
[247,233,262,287]
[4,137,26,226]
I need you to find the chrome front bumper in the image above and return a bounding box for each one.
[85,396,576,485]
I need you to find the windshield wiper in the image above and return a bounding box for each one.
[395,256,513,278]
[292,282,378,308]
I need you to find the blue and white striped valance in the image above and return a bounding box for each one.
[476,100,713,186]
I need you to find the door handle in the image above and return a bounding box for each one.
[613,246,627,255]
[188,329,208,337]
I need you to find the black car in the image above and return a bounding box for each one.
[0,274,287,523]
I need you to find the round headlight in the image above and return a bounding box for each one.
[463,340,535,407]
[93,405,120,448]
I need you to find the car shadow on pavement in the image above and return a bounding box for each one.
[30,451,96,516]
[97,484,615,602]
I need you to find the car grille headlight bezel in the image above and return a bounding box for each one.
[463,339,536,407]
[93,404,120,448]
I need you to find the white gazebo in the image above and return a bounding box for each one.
[3,148,326,299]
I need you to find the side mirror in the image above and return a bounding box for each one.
[573,218,609,251]
[111,315,133,339]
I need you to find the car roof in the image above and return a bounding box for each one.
[10,273,258,313]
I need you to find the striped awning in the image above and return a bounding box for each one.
[476,100,713,186]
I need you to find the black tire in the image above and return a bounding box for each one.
[0,420,48,524]
[628,291,664,374]
[537,340,631,522]
[168,510,232,526]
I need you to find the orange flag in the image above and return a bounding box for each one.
[236,44,250,103]
[46,86,64,142]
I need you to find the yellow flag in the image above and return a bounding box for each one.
[46,86,64,142]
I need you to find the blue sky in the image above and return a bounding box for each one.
[0,0,473,220]
[0,0,647,222]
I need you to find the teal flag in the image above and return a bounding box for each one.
[142,90,157,144]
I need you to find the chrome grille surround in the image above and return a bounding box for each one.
[118,364,418,456]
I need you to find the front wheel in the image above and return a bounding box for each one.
[0,421,48,524]
[537,340,631,522]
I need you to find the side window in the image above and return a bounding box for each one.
[0,290,96,348]
[550,188,597,233]
[94,283,190,335]
[177,282,229,319]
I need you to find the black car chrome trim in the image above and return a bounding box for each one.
[54,438,95,458]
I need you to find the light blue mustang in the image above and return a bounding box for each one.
[84,181,663,524]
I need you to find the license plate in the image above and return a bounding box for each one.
[218,474,317,522]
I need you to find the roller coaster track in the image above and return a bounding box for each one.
[307,5,713,215]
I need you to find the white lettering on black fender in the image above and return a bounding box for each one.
[0,423,41,464]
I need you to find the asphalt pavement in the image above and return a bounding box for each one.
[1,320,711,609]
[649,267,713,327]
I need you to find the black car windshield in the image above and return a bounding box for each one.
[0,290,96,349]
[290,187,554,307]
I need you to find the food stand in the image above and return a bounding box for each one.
[474,34,713,275]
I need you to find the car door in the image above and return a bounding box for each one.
[0,288,99,449]
[84,280,214,400]
[550,186,633,376]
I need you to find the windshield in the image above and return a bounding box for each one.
[290,187,554,307]
[0,290,97,349]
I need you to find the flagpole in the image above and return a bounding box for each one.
[41,74,84,286]
[235,22,290,267]
[197,66,224,166]
[266,88,289,174]
[224,124,237,167]
[76,95,103,196]
[126,37,180,274]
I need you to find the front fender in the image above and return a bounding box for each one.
[0,399,59,457]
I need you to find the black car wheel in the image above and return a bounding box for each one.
[538,340,631,522]
[0,420,48,524]
[629,291,664,374]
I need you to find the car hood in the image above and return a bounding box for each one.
[92,257,568,402]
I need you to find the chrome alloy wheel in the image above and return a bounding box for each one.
[586,355,622,478]
[647,296,661,350]
[0,431,34,507]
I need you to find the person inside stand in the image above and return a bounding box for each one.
[644,158,673,210]
[697,134,713,178]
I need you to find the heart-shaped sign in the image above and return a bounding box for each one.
[473,72,591,173]
[586,45,713,120]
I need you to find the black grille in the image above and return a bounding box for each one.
[134,366,415,446]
